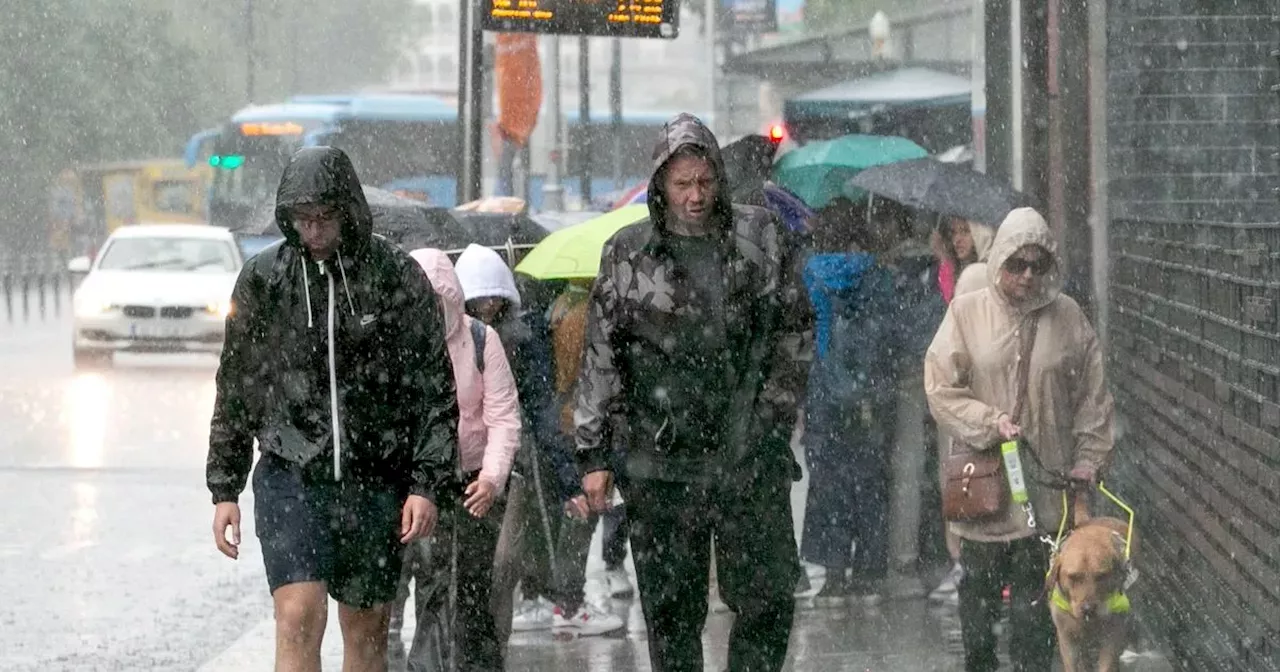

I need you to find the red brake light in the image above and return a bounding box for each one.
[768,124,785,143]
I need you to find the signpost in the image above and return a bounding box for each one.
[481,0,681,39]
[471,1,682,211]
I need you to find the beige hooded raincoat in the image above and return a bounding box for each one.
[925,208,1115,542]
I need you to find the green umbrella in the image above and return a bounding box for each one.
[772,134,928,209]
[514,205,650,280]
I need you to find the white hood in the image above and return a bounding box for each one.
[454,244,521,308]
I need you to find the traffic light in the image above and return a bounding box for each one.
[768,123,785,144]
[208,154,245,170]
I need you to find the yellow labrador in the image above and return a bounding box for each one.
[1045,514,1138,672]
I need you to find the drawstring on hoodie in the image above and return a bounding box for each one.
[301,254,357,330]
[299,252,358,481]
[337,252,356,316]
[301,258,314,329]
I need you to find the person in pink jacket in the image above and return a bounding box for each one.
[387,248,522,672]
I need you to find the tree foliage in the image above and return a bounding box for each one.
[0,0,412,250]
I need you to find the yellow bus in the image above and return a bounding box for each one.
[49,159,211,256]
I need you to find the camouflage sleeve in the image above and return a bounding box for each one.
[759,224,815,426]
[573,237,625,475]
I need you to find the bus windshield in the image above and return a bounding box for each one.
[204,116,459,230]
[206,130,295,230]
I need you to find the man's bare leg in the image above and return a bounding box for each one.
[273,581,329,672]
[339,601,392,672]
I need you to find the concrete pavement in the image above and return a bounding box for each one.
[0,301,1170,671]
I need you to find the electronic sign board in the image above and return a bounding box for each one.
[481,0,681,39]
[722,0,777,34]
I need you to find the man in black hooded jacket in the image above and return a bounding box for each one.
[575,114,812,672]
[206,147,458,671]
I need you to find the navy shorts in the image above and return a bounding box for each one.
[252,453,405,608]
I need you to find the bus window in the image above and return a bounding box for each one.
[328,120,458,187]
[208,131,291,227]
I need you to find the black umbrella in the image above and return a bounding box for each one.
[848,158,1035,228]
[720,134,776,195]
[247,186,472,250]
[443,209,549,248]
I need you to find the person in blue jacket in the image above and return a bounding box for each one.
[800,199,903,606]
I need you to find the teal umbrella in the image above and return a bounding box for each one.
[772,134,928,209]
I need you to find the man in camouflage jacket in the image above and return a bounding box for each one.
[575,113,812,672]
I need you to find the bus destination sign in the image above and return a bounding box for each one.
[481,0,680,39]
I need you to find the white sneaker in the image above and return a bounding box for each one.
[512,597,554,632]
[553,602,625,636]
[929,563,965,603]
[604,568,635,598]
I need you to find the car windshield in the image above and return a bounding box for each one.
[97,237,239,272]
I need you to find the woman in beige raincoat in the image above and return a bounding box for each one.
[924,208,1115,672]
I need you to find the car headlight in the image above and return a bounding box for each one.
[205,300,233,319]
[74,297,117,317]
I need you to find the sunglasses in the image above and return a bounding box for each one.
[1004,256,1054,276]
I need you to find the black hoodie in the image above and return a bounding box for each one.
[206,147,458,504]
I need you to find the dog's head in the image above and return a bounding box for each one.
[1046,523,1131,621]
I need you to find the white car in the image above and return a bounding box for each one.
[69,224,243,368]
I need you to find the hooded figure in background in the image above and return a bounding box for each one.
[574,113,813,672]
[206,146,458,669]
[798,206,900,605]
[935,217,997,301]
[387,248,522,672]
[927,215,997,604]
[925,208,1115,672]
[452,243,584,643]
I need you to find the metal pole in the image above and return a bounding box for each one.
[888,370,927,598]
[578,37,592,207]
[706,0,717,133]
[1009,0,1023,192]
[244,0,255,103]
[542,37,565,212]
[610,39,623,191]
[984,0,1012,182]
[457,0,484,204]
[1088,0,1110,346]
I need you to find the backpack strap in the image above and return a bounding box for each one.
[469,319,487,374]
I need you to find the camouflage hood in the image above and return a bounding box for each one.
[645,113,735,236]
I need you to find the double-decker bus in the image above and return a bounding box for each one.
[186,93,459,232]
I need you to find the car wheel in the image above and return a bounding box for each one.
[73,349,113,370]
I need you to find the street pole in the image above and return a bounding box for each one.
[610,38,623,191]
[1009,0,1024,192]
[244,0,255,103]
[457,0,484,204]
[578,37,592,207]
[1088,0,1110,347]
[542,37,565,212]
[706,0,717,133]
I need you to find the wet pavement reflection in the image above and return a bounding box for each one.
[1,310,969,671]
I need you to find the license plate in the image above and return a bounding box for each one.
[130,323,187,339]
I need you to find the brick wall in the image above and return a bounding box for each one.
[1106,1,1280,669]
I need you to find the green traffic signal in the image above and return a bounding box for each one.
[209,154,246,170]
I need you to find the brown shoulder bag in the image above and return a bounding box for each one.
[941,314,1039,522]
